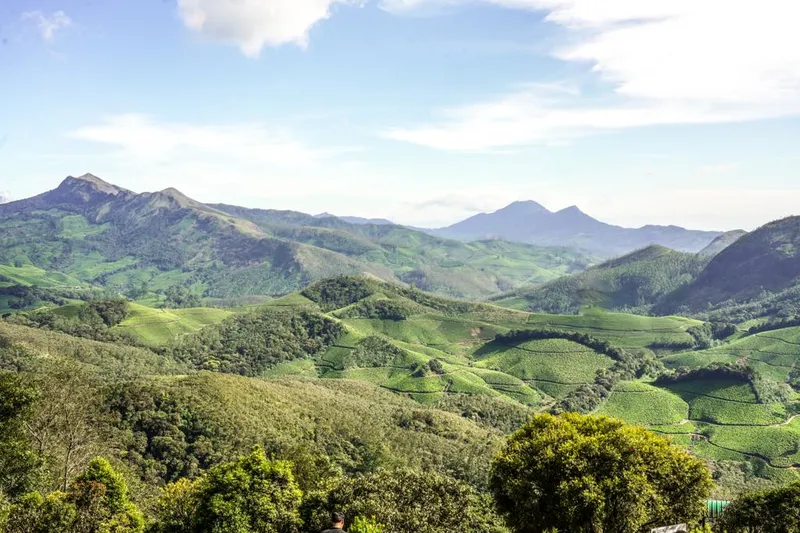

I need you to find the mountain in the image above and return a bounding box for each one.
[430,201,722,257]
[661,217,800,315]
[0,174,595,305]
[315,212,395,225]
[492,245,709,314]
[698,230,748,257]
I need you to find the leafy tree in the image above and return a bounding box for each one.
[0,373,42,499]
[86,299,130,327]
[152,446,303,533]
[349,515,385,533]
[490,413,712,533]
[310,468,506,533]
[4,457,144,533]
[163,285,201,309]
[717,481,800,532]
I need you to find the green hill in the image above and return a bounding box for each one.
[491,245,708,314]
[660,217,800,317]
[5,273,800,496]
[0,175,594,310]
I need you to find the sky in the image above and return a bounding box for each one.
[1,0,800,230]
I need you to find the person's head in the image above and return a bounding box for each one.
[331,511,345,528]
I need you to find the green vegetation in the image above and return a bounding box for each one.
[718,481,800,532]
[596,382,689,425]
[490,413,713,532]
[0,175,596,310]
[494,245,708,314]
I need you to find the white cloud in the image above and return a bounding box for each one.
[382,0,800,150]
[0,191,11,204]
[22,10,71,41]
[177,0,361,57]
[68,114,348,166]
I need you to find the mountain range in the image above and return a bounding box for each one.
[0,174,591,304]
[495,216,800,320]
[429,200,726,257]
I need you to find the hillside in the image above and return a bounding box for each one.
[430,200,721,257]
[699,230,748,257]
[5,274,800,497]
[0,174,594,308]
[491,245,709,314]
[661,217,800,317]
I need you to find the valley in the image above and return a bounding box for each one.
[1,175,800,530]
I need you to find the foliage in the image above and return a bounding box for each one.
[151,447,303,533]
[86,298,130,327]
[302,277,375,311]
[169,308,343,375]
[0,372,42,498]
[501,245,708,313]
[4,458,144,533]
[349,515,385,533]
[656,363,755,386]
[718,481,800,532]
[337,298,423,321]
[490,413,713,533]
[163,285,202,309]
[341,335,406,369]
[308,468,506,533]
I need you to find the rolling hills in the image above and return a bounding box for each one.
[492,216,800,321]
[429,200,722,257]
[0,174,594,309]
[5,273,800,496]
[491,245,709,314]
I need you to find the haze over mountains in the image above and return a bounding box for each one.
[429,200,726,257]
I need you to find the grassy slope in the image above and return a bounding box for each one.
[492,245,708,314]
[113,303,234,345]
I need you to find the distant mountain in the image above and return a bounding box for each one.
[492,245,709,314]
[429,201,722,257]
[660,217,800,315]
[315,212,395,226]
[0,174,595,303]
[698,230,748,257]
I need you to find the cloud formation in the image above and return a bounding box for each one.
[68,114,344,166]
[177,0,360,56]
[0,192,10,204]
[382,0,800,150]
[22,10,71,41]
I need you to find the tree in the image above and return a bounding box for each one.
[152,446,303,533]
[4,458,144,533]
[24,362,100,492]
[490,413,712,533]
[0,373,42,499]
[717,481,800,532]
[310,468,506,533]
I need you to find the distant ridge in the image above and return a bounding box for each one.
[0,174,595,301]
[428,201,722,257]
[315,212,395,226]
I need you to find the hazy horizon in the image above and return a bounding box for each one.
[3,0,800,230]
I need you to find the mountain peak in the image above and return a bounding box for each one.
[556,205,585,215]
[60,174,126,196]
[494,200,551,216]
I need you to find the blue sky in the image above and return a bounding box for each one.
[1,0,799,230]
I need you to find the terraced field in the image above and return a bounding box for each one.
[30,276,800,488]
[114,303,234,345]
[596,382,689,425]
[525,307,701,349]
[664,326,800,382]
